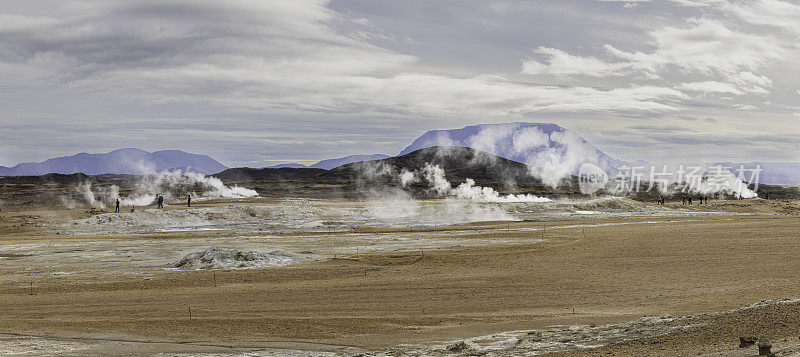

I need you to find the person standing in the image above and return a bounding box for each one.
[115,199,120,213]
[187,195,191,207]
[158,195,164,209]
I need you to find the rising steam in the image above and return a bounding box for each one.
[68,170,258,209]
[407,123,615,188]
[411,163,551,202]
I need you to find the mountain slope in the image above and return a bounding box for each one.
[324,146,550,190]
[267,163,308,169]
[0,148,227,176]
[310,154,391,170]
[400,122,622,186]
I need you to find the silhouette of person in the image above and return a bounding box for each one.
[158,195,164,209]
[187,195,191,207]
[115,199,120,213]
[688,196,692,205]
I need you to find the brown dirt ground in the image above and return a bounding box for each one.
[1,199,800,355]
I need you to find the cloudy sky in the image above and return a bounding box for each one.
[1,0,799,167]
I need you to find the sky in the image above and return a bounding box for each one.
[1,0,799,167]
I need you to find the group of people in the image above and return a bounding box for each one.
[657,195,712,205]
[680,195,709,205]
[113,194,191,213]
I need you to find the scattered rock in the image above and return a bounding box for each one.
[446,340,472,353]
[758,340,774,356]
[527,331,543,341]
[739,336,757,348]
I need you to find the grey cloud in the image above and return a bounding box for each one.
[1,0,800,167]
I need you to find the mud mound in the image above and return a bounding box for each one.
[172,248,296,270]
[572,197,650,211]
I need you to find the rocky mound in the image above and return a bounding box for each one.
[572,197,650,211]
[172,248,296,270]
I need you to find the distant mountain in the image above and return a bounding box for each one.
[717,162,800,186]
[400,122,623,186]
[267,163,308,169]
[214,167,325,181]
[310,154,391,170]
[0,148,228,176]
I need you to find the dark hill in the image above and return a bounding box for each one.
[324,146,551,190]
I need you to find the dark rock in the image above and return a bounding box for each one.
[526,331,543,342]
[758,340,774,356]
[739,336,757,348]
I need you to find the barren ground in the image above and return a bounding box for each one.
[1,198,800,355]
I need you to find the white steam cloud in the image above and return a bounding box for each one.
[610,164,758,199]
[412,163,551,203]
[410,123,615,188]
[683,165,758,198]
[68,170,258,210]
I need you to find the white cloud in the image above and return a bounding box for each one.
[605,19,784,79]
[597,0,651,8]
[733,104,758,111]
[675,81,743,95]
[522,47,630,77]
[725,0,800,35]
[667,0,720,6]
[669,0,800,34]
[521,17,785,101]
[522,19,783,86]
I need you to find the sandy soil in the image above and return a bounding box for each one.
[1,198,800,355]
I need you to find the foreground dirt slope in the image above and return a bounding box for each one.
[1,199,799,355]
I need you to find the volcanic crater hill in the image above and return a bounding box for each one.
[208,146,565,198]
[322,146,555,192]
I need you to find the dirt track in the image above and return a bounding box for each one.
[1,199,800,355]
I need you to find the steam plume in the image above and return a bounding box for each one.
[415,163,551,202]
[69,170,258,209]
